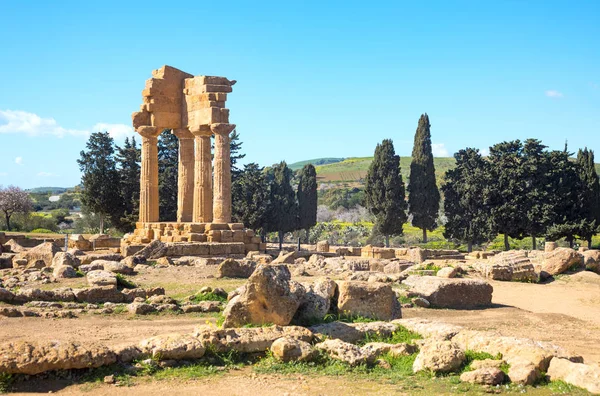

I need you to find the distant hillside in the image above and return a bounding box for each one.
[313,157,600,186]
[315,157,456,185]
[289,158,345,171]
[27,187,69,194]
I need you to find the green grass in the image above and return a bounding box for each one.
[0,373,12,394]
[359,326,423,346]
[189,292,227,303]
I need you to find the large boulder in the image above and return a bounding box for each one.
[194,325,313,353]
[93,260,133,275]
[139,334,205,360]
[135,239,167,259]
[222,264,305,328]
[293,278,337,324]
[272,251,297,264]
[270,337,317,363]
[86,270,117,287]
[547,358,600,394]
[217,258,256,278]
[53,265,78,279]
[541,247,583,276]
[0,340,116,375]
[583,250,600,274]
[413,340,465,373]
[460,367,505,385]
[475,251,537,282]
[336,281,401,321]
[0,253,15,269]
[452,329,582,375]
[18,242,60,268]
[402,276,493,309]
[315,339,376,366]
[51,252,81,268]
[73,286,124,303]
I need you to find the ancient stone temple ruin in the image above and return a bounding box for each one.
[122,65,264,255]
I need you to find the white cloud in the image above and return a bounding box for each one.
[92,123,135,140]
[14,156,23,165]
[431,143,449,157]
[37,171,56,177]
[480,147,490,156]
[545,90,563,98]
[0,109,133,141]
[0,110,89,137]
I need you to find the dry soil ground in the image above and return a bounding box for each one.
[3,266,600,395]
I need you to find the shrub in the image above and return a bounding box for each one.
[30,228,54,234]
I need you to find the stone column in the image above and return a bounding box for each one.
[173,129,195,222]
[212,123,236,224]
[138,127,160,223]
[191,126,213,223]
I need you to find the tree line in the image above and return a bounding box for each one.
[363,113,600,251]
[76,130,319,244]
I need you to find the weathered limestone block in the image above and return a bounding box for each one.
[0,341,116,375]
[336,281,401,321]
[402,276,493,309]
[139,334,205,360]
[194,325,313,353]
[270,337,317,363]
[413,340,465,373]
[547,357,600,394]
[222,264,305,327]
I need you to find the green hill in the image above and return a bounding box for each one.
[314,157,456,185]
[27,187,69,194]
[288,158,345,170]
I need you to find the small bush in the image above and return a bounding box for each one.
[190,292,227,303]
[115,274,136,289]
[30,228,54,234]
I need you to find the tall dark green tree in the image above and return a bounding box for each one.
[265,161,298,250]
[408,114,440,243]
[115,136,141,232]
[297,164,318,242]
[576,148,600,247]
[522,139,552,250]
[157,129,179,221]
[230,129,246,180]
[364,139,408,247]
[488,140,528,250]
[232,163,269,232]
[77,132,123,234]
[442,148,497,252]
[545,146,586,247]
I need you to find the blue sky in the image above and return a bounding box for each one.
[0,0,598,189]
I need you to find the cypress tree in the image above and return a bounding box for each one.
[115,136,141,232]
[158,129,179,221]
[265,161,298,250]
[297,164,318,242]
[442,148,497,252]
[545,147,586,247]
[364,139,407,247]
[77,132,123,234]
[576,148,600,247]
[232,163,269,232]
[230,129,246,180]
[488,140,528,250]
[522,139,551,250]
[408,114,440,243]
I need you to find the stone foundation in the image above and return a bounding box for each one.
[122,222,265,255]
